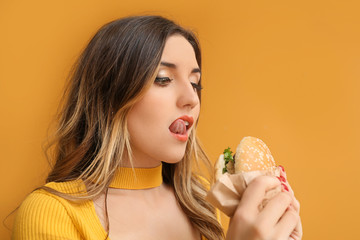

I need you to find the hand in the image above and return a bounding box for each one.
[278,166,302,240]
[226,172,302,240]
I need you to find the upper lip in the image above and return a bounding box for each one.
[175,115,194,131]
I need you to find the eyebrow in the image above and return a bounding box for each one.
[160,61,201,74]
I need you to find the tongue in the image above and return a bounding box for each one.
[169,119,186,135]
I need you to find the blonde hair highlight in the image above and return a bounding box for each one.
[41,15,224,240]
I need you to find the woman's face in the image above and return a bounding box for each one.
[127,35,201,167]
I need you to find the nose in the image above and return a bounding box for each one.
[176,79,200,110]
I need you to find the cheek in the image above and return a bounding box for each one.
[128,92,169,124]
[127,91,170,143]
[191,102,201,126]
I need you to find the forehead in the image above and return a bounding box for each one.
[161,35,198,67]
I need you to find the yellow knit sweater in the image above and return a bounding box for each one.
[12,180,107,240]
[12,165,164,240]
[12,165,215,239]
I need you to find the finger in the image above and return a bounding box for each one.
[280,180,300,213]
[291,198,301,213]
[278,166,301,213]
[257,192,292,228]
[278,167,294,195]
[278,165,287,179]
[273,207,300,240]
[282,179,294,195]
[280,181,300,213]
[238,176,281,214]
[290,216,303,239]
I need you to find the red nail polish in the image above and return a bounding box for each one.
[279,165,285,172]
[279,176,286,182]
[281,183,289,192]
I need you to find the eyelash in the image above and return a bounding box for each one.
[191,82,202,91]
[154,77,173,86]
[154,77,202,91]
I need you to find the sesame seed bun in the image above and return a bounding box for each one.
[215,137,277,181]
[234,136,276,173]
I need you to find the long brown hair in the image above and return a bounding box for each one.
[44,15,224,240]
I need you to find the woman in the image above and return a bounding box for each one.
[12,15,302,240]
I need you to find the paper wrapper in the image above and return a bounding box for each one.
[205,168,281,217]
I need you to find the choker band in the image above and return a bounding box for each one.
[109,164,163,189]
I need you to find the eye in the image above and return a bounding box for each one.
[154,77,173,87]
[191,82,202,91]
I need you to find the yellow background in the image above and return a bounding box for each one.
[1,0,359,239]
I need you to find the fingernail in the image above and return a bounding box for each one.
[279,165,285,172]
[279,176,286,182]
[277,176,286,183]
[281,183,289,192]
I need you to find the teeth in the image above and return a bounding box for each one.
[184,121,189,126]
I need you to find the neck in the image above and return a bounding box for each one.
[120,154,162,168]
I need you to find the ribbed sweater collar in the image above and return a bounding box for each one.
[109,163,163,189]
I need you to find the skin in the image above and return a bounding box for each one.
[94,35,201,240]
[125,35,201,168]
[95,35,303,240]
[226,169,303,240]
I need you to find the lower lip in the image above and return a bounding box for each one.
[170,131,188,142]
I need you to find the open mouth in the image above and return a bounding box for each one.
[169,116,194,141]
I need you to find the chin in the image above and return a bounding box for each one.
[161,150,187,164]
[162,156,185,164]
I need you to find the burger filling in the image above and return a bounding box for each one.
[223,147,235,174]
